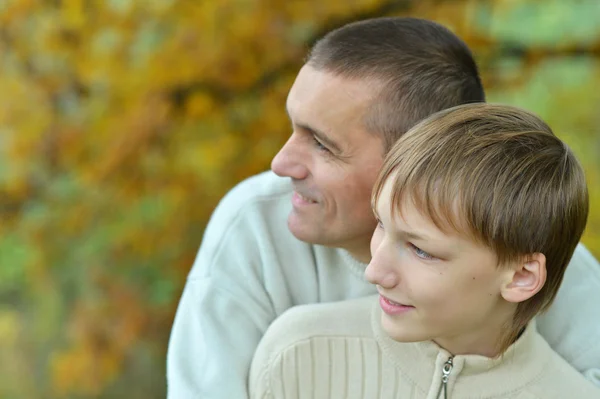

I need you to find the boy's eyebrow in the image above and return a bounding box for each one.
[403,230,430,242]
[286,106,343,154]
[372,207,381,221]
[374,206,434,242]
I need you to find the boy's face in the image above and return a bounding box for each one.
[271,65,384,263]
[365,176,518,356]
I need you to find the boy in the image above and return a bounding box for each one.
[249,104,600,398]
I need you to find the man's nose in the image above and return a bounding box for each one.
[271,134,309,180]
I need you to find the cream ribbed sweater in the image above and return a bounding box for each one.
[249,295,600,399]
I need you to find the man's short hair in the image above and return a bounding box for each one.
[372,103,589,352]
[307,17,486,151]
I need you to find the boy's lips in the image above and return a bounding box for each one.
[380,294,411,307]
[379,294,415,315]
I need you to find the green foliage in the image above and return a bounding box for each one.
[0,0,598,397]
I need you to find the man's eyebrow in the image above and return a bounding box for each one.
[297,123,343,154]
[286,106,343,154]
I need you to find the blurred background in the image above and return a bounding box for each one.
[0,0,599,398]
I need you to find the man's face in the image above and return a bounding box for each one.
[271,65,384,262]
[366,176,517,356]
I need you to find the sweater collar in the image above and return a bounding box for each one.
[338,249,369,278]
[371,302,550,396]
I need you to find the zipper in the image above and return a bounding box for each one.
[437,356,454,399]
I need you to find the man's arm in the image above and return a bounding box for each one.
[536,243,600,387]
[166,173,291,399]
[167,276,272,399]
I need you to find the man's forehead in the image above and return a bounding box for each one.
[287,68,379,136]
[288,65,378,108]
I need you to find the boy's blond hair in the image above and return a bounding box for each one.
[372,103,589,353]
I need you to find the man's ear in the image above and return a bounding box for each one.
[501,253,547,304]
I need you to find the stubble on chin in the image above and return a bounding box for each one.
[287,210,328,245]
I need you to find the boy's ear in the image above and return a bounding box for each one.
[500,253,547,304]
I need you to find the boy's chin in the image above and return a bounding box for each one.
[381,314,428,343]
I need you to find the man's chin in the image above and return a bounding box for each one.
[287,213,324,245]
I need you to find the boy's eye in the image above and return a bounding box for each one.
[409,243,434,260]
[376,219,384,229]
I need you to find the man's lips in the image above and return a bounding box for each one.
[292,190,317,205]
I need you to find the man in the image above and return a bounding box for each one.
[167,17,600,398]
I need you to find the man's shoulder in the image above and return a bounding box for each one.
[188,171,299,279]
[570,243,600,276]
[217,170,292,217]
[203,171,292,238]
[535,243,600,384]
[529,340,600,398]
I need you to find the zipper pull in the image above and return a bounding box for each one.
[440,356,454,399]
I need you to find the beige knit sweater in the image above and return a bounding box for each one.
[249,295,600,399]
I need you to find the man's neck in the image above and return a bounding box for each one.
[345,243,372,264]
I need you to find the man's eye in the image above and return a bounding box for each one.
[409,243,434,260]
[376,219,384,229]
[312,136,330,153]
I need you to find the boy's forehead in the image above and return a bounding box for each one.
[377,175,474,241]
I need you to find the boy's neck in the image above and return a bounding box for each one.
[433,305,517,358]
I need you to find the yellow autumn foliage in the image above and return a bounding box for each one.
[0,0,598,398]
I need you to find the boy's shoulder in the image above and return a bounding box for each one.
[249,296,379,395]
[252,296,376,364]
[259,296,376,348]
